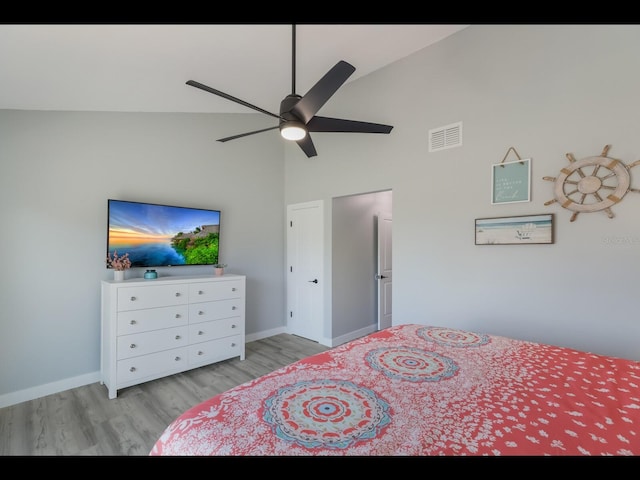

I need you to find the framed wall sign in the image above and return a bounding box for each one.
[475,214,553,245]
[491,158,531,204]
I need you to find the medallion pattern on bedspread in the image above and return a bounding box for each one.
[263,379,391,449]
[366,346,459,382]
[417,326,490,348]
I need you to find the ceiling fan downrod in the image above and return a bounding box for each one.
[291,24,296,95]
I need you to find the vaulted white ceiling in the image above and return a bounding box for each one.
[0,24,468,114]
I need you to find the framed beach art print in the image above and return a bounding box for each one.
[475,214,554,245]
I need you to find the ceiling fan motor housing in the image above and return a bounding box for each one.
[280,94,303,124]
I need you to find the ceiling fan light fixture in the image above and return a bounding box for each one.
[280,121,307,141]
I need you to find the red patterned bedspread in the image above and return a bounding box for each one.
[150,324,640,456]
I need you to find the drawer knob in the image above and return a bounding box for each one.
[130,343,136,349]
[231,324,236,329]
[129,367,136,372]
[175,314,180,318]
[231,343,236,347]
[232,306,237,310]
[198,330,204,335]
[232,287,236,292]
[129,320,136,325]
[198,351,203,355]
[175,356,181,361]
[130,296,136,301]
[198,311,204,315]
[175,292,181,297]
[175,335,181,340]
[198,290,204,295]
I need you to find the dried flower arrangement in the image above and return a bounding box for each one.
[106,250,132,271]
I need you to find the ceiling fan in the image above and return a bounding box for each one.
[186,25,394,158]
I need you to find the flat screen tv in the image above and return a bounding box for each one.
[107,199,221,268]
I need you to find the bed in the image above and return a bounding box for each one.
[150,324,640,456]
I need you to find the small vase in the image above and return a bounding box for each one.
[215,267,224,277]
[114,270,125,281]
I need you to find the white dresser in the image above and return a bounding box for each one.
[101,274,245,399]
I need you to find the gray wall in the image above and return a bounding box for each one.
[0,111,285,406]
[284,25,640,361]
[3,24,640,408]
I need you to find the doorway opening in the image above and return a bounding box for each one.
[331,190,392,342]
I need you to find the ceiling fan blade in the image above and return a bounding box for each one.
[296,134,318,158]
[217,125,279,143]
[307,116,394,134]
[290,61,356,124]
[187,80,282,120]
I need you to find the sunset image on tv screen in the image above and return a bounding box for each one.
[107,200,220,268]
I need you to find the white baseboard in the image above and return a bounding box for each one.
[0,371,102,409]
[330,324,377,347]
[245,326,287,343]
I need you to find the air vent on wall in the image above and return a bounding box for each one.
[428,121,462,152]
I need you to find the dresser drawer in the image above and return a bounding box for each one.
[189,280,244,303]
[117,347,188,384]
[117,284,189,311]
[188,299,243,324]
[188,335,242,366]
[189,317,242,343]
[117,306,188,335]
[117,326,189,360]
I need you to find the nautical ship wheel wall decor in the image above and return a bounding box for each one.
[543,145,640,222]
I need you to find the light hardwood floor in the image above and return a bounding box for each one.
[0,333,328,456]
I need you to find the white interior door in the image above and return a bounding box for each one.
[286,200,324,343]
[377,211,392,330]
